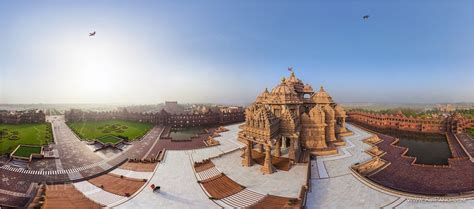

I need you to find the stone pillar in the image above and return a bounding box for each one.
[294,137,301,162]
[274,139,281,157]
[261,145,274,174]
[288,138,296,161]
[315,126,327,149]
[339,117,348,133]
[242,140,254,167]
[326,120,337,143]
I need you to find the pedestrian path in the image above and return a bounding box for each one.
[1,160,112,175]
[109,168,153,180]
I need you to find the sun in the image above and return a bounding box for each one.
[58,34,130,98]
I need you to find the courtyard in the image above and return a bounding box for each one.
[67,120,153,141]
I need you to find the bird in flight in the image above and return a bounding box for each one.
[363,15,369,20]
[89,31,96,36]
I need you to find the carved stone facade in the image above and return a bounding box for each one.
[238,71,352,174]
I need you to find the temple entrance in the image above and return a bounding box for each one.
[251,150,291,171]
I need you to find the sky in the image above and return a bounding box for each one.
[1,0,474,104]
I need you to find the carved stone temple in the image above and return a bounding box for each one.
[238,70,352,174]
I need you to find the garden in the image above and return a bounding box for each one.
[0,123,52,155]
[67,120,153,141]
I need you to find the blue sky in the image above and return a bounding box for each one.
[1,0,473,104]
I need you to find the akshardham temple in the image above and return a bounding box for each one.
[239,71,352,174]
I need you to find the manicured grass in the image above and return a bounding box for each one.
[12,145,42,158]
[469,128,474,138]
[97,135,123,145]
[0,123,52,155]
[67,120,153,141]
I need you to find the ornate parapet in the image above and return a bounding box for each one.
[204,136,220,147]
[348,111,448,134]
[215,126,229,133]
[363,135,382,145]
[366,146,384,157]
[352,157,389,176]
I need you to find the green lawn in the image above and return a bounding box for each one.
[469,128,474,138]
[97,135,123,145]
[0,123,52,155]
[12,145,42,158]
[67,120,153,141]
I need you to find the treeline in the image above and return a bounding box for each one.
[457,109,474,117]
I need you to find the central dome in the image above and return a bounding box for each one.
[266,78,301,104]
[271,78,296,95]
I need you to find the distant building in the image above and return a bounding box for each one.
[348,111,474,134]
[163,101,185,114]
[436,104,455,112]
[0,110,46,124]
[64,105,245,128]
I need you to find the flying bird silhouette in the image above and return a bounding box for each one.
[363,15,369,20]
[89,31,96,36]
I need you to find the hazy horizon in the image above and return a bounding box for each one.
[1,1,474,104]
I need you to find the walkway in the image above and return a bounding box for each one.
[306,124,474,209]
[456,133,474,161]
[114,151,220,209]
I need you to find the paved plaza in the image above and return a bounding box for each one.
[307,124,474,209]
[114,151,220,209]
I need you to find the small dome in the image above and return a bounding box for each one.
[312,86,333,104]
[309,106,326,124]
[256,88,270,102]
[303,84,313,93]
[334,104,346,117]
